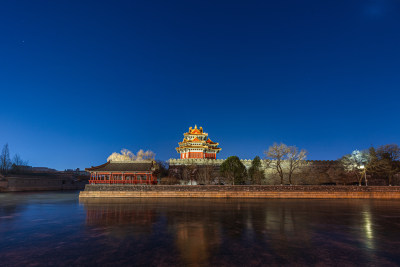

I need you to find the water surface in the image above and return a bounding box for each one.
[1,191,400,266]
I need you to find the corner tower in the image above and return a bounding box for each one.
[176,125,221,159]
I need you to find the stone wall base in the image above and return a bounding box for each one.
[79,190,400,199]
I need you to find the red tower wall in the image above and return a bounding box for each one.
[179,152,216,159]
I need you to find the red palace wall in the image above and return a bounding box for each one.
[205,153,216,159]
[189,152,203,158]
[180,152,216,159]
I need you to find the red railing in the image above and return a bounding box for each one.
[88,179,157,185]
[89,172,157,185]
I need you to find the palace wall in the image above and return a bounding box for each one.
[168,159,398,185]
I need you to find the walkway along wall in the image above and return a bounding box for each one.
[79,185,400,199]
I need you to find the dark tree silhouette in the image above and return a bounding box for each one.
[220,156,247,185]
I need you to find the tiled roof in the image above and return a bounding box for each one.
[206,138,218,145]
[86,161,155,172]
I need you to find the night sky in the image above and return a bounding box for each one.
[1,0,399,170]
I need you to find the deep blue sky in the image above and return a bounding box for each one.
[1,0,399,170]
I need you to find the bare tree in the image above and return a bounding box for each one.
[207,163,217,184]
[264,143,289,185]
[136,149,156,160]
[108,149,135,161]
[180,163,198,185]
[155,160,169,178]
[12,154,25,166]
[265,143,307,185]
[143,150,156,160]
[181,166,191,185]
[11,154,29,173]
[168,165,183,181]
[198,163,216,185]
[107,149,156,161]
[287,146,307,185]
[325,162,351,185]
[0,144,11,175]
[187,164,198,185]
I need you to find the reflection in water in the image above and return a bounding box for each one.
[362,205,374,250]
[175,222,221,266]
[79,198,400,266]
[82,198,156,238]
[0,193,30,220]
[1,193,400,266]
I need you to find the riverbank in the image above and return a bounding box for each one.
[79,185,400,199]
[0,175,86,192]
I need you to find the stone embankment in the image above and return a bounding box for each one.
[79,185,400,199]
[0,176,86,192]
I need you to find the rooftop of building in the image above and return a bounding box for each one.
[86,160,157,172]
[183,125,208,136]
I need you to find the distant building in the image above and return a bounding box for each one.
[86,160,158,185]
[63,168,89,176]
[176,125,221,159]
[31,167,58,173]
[12,165,33,172]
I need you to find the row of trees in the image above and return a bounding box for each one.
[340,144,400,186]
[166,163,219,185]
[167,143,400,186]
[219,143,308,185]
[0,143,28,175]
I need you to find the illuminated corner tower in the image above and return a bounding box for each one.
[176,125,221,159]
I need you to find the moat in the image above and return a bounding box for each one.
[1,191,400,266]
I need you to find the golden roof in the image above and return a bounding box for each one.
[183,125,208,136]
[178,138,206,145]
[206,138,218,145]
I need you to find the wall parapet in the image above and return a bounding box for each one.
[82,184,400,192]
